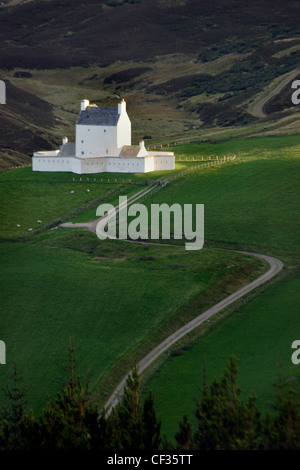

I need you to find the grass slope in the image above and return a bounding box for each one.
[150,135,300,250]
[140,134,300,440]
[143,270,300,441]
[0,230,265,412]
[0,168,120,238]
[0,165,183,238]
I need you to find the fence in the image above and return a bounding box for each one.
[130,155,236,205]
[164,155,236,184]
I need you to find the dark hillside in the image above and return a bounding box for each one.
[0,0,299,170]
[0,0,299,69]
[0,79,59,170]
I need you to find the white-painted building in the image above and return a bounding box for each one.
[32,99,175,174]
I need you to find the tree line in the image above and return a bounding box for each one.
[0,348,299,450]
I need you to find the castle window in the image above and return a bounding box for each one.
[104,129,106,133]
[106,150,108,155]
[81,151,84,155]
[81,140,84,143]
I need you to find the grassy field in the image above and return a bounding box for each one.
[140,133,300,441]
[0,133,298,430]
[148,135,300,251]
[143,270,300,441]
[0,230,265,412]
[0,165,186,238]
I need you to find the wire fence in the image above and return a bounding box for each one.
[129,155,236,205]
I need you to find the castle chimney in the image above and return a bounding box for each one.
[139,140,145,149]
[118,99,126,115]
[81,99,89,111]
[62,137,68,146]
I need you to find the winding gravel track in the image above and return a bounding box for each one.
[59,171,284,414]
[104,251,283,413]
[249,67,300,118]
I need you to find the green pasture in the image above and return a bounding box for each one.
[143,270,300,442]
[0,166,177,239]
[141,133,300,440]
[0,163,197,237]
[0,133,299,427]
[0,229,265,413]
[148,135,300,251]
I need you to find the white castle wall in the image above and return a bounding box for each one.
[106,157,145,173]
[152,152,175,171]
[32,152,73,172]
[32,154,174,174]
[77,157,106,174]
[76,125,118,158]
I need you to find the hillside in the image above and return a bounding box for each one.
[0,0,299,69]
[0,0,300,169]
[0,79,60,171]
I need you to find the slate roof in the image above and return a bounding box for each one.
[119,146,141,158]
[77,106,119,126]
[58,142,75,156]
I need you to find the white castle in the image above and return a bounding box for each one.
[32,99,175,174]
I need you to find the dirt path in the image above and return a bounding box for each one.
[249,67,300,118]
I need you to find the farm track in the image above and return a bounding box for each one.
[59,163,284,414]
[249,67,300,118]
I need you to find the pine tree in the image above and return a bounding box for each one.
[142,391,161,450]
[263,389,300,449]
[114,367,162,450]
[0,353,29,450]
[175,415,193,450]
[116,367,142,449]
[193,356,261,450]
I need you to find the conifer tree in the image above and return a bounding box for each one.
[142,391,161,450]
[0,353,28,450]
[193,356,261,450]
[175,415,194,450]
[263,389,300,450]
